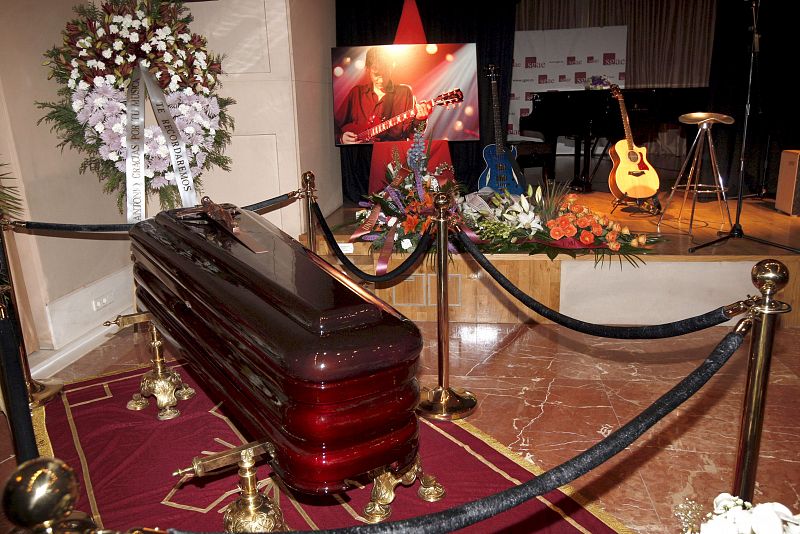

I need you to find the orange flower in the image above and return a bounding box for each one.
[565,193,579,202]
[570,203,584,213]
[563,224,578,237]
[576,216,592,228]
[403,213,420,233]
[591,223,604,236]
[420,216,433,233]
[550,226,565,240]
[608,241,621,251]
[558,216,572,229]
[606,230,619,242]
[580,230,595,245]
[546,219,557,229]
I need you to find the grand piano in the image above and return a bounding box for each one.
[517,87,710,191]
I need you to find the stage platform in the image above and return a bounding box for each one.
[315,193,799,328]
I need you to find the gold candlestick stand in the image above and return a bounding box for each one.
[417,193,477,420]
[104,312,195,420]
[173,439,286,532]
[732,259,791,502]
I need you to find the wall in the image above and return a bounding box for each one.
[0,0,134,354]
[288,0,342,218]
[0,0,340,372]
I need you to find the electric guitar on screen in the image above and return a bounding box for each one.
[478,65,525,195]
[608,84,660,201]
[345,89,464,143]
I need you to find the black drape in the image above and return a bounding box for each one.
[708,0,800,198]
[335,0,519,203]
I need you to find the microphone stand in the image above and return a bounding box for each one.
[689,0,798,254]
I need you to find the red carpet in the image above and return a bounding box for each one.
[39,365,629,533]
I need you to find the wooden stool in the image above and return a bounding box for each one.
[658,112,734,234]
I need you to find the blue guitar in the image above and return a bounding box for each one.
[478,65,525,195]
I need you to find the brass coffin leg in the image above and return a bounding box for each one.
[223,448,287,533]
[105,313,195,420]
[363,455,445,523]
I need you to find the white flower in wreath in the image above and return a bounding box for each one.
[401,238,412,250]
[699,494,800,534]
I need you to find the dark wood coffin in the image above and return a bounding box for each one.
[129,203,422,495]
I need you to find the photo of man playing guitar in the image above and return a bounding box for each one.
[335,47,432,144]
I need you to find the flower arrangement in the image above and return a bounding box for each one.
[585,74,611,90]
[460,182,656,265]
[353,131,456,255]
[38,0,234,212]
[352,132,655,266]
[677,493,800,534]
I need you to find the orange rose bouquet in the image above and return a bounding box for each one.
[460,182,657,264]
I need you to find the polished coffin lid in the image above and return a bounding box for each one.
[129,205,421,493]
[130,206,422,387]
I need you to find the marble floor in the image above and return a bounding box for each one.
[2,319,798,533]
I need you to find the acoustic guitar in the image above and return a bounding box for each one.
[478,65,525,195]
[608,85,660,200]
[346,89,463,143]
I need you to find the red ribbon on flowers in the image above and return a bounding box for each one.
[349,205,382,242]
[376,223,399,276]
[529,237,607,249]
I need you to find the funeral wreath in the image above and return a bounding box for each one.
[38,0,234,214]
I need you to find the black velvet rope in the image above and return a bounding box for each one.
[10,193,295,234]
[0,317,39,462]
[242,193,294,213]
[169,330,744,534]
[18,221,133,232]
[311,201,434,284]
[455,230,730,339]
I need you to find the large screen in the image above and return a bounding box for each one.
[331,43,480,145]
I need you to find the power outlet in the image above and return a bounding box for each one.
[91,293,113,311]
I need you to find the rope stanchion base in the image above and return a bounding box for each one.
[417,385,477,421]
[28,378,63,408]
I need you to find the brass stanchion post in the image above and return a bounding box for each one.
[0,217,62,407]
[417,193,477,420]
[301,171,317,253]
[732,259,791,501]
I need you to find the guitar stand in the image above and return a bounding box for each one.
[610,194,662,216]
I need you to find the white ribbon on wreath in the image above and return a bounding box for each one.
[125,61,197,222]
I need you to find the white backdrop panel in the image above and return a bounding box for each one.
[510,26,627,137]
